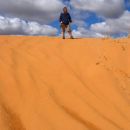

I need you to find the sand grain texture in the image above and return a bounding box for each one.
[0,36,130,130]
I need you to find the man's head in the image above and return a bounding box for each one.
[63,7,68,13]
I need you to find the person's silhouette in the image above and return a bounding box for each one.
[59,7,74,39]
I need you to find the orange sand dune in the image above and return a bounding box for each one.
[0,36,130,130]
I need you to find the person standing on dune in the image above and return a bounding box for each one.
[59,7,74,39]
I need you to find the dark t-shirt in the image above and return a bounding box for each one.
[59,13,72,25]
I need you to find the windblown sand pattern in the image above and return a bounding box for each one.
[0,36,130,130]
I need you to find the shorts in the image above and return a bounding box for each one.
[61,23,72,32]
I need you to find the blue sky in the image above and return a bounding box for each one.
[0,0,130,37]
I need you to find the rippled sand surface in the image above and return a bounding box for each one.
[0,36,130,130]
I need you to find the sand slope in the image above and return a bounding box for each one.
[0,36,130,130]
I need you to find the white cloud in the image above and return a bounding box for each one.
[0,16,58,35]
[72,27,105,38]
[0,0,128,37]
[0,0,64,23]
[91,11,130,36]
[71,10,130,38]
[71,0,125,18]
[71,9,90,27]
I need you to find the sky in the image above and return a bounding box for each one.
[0,0,130,37]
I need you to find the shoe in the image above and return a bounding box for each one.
[62,36,65,39]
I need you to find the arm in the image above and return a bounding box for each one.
[68,13,72,23]
[59,13,62,23]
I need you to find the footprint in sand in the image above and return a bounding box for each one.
[96,62,100,65]
[96,56,108,66]
[121,46,126,51]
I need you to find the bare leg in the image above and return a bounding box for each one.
[61,24,66,39]
[62,31,65,39]
[68,31,74,39]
